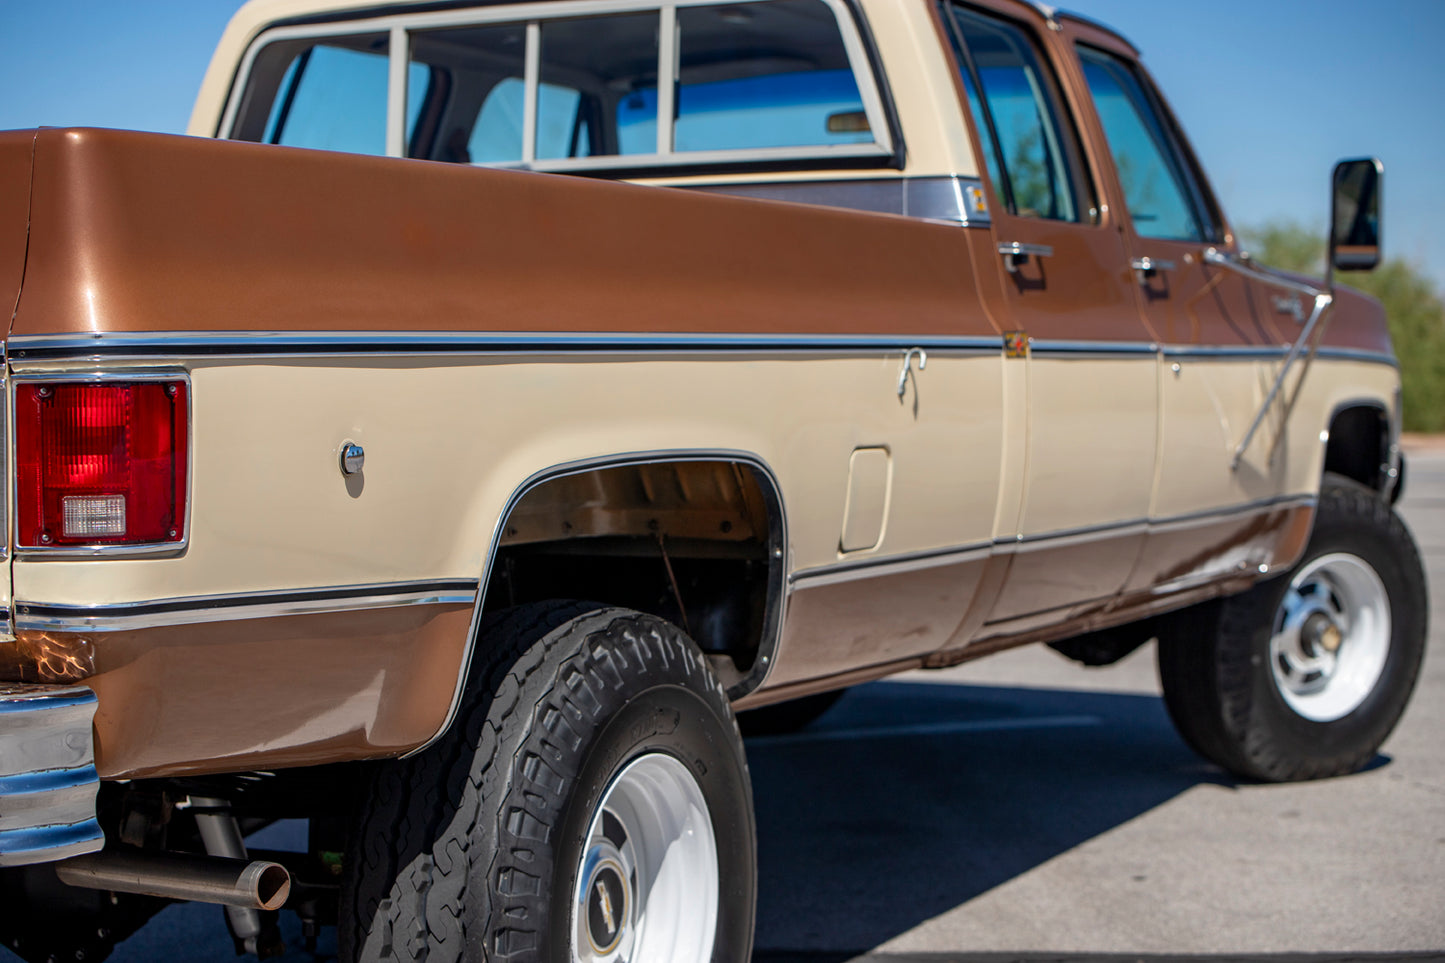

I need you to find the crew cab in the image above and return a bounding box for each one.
[0,0,1423,960]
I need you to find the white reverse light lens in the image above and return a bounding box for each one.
[62,495,126,538]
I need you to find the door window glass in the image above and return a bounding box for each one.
[1078,46,1206,242]
[946,6,1088,222]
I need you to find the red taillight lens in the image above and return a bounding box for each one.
[16,381,188,548]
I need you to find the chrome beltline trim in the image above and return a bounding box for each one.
[6,332,1400,368]
[1312,346,1400,367]
[12,580,480,633]
[7,331,1005,362]
[1029,340,1158,358]
[1160,345,1290,360]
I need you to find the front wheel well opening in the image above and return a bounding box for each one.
[481,459,783,692]
[1324,405,1389,493]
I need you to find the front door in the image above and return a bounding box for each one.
[942,1,1158,625]
[1064,21,1296,595]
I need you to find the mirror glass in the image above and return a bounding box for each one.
[1331,157,1383,271]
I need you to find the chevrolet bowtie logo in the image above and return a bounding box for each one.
[597,879,617,937]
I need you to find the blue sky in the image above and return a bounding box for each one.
[2,0,1443,289]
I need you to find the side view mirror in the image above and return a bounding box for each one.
[1329,157,1383,276]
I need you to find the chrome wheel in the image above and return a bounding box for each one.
[572,752,718,963]
[1269,552,1391,722]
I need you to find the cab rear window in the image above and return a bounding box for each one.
[224,0,893,173]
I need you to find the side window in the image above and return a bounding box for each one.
[229,0,890,170]
[673,0,871,152]
[945,5,1091,223]
[539,13,658,158]
[1077,46,1211,242]
[409,23,528,163]
[467,79,589,163]
[233,35,427,155]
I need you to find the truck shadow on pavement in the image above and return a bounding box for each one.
[745,679,1235,960]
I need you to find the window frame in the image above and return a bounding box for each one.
[941,1,1099,225]
[220,0,898,175]
[1075,42,1225,244]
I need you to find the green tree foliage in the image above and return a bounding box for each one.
[1242,221,1445,432]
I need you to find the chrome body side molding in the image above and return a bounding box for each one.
[13,580,480,634]
[790,493,1318,589]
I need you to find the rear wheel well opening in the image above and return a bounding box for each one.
[1323,404,1389,493]
[482,459,784,694]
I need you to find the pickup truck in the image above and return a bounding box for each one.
[0,0,1426,960]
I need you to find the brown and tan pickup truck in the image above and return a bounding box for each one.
[0,0,1426,960]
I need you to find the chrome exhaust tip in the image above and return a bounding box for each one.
[55,850,291,910]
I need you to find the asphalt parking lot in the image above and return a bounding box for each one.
[12,455,1445,963]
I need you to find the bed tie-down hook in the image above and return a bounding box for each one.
[897,348,927,399]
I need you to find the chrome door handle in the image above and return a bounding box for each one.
[997,241,1054,273]
[1131,256,1176,283]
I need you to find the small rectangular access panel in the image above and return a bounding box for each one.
[840,446,891,552]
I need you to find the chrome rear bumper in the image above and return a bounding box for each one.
[0,683,104,867]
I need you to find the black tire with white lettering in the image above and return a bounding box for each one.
[1157,474,1427,781]
[339,602,756,962]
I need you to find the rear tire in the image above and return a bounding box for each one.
[340,602,756,962]
[1157,474,1428,781]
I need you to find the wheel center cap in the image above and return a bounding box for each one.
[1302,611,1343,655]
[585,860,628,955]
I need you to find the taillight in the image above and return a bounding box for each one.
[15,380,188,549]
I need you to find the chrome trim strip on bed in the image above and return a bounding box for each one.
[7,332,1401,367]
[685,175,990,226]
[7,331,1007,362]
[12,580,480,633]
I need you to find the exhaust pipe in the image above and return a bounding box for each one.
[55,851,291,910]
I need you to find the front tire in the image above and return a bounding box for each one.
[1157,474,1428,781]
[340,602,756,962]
